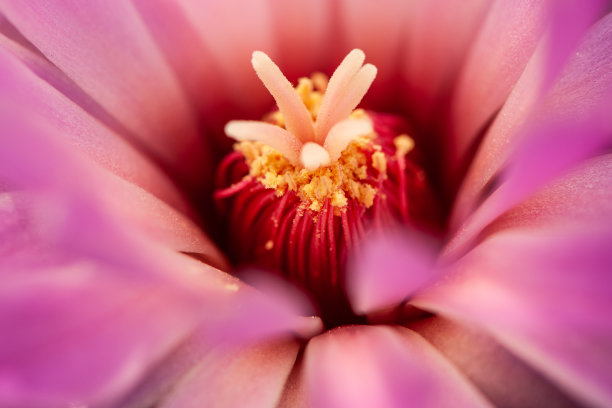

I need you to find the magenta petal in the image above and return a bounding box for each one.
[0,0,207,183]
[0,270,199,408]
[0,187,314,406]
[347,229,438,314]
[157,339,299,408]
[203,270,322,346]
[415,226,612,407]
[0,97,226,264]
[453,10,612,225]
[0,198,207,407]
[304,325,490,408]
[487,153,612,233]
[449,0,550,164]
[0,41,191,214]
[446,110,611,258]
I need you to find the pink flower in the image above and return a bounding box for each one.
[1,1,611,407]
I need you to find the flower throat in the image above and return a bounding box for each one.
[214,50,437,326]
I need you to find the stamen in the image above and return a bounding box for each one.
[300,142,331,171]
[314,49,366,143]
[224,120,302,165]
[324,118,373,161]
[251,51,315,143]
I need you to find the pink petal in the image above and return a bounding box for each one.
[0,195,217,407]
[304,325,491,408]
[173,0,276,113]
[400,0,490,123]
[415,226,612,408]
[130,0,232,115]
[0,93,318,341]
[486,153,612,234]
[0,0,207,185]
[409,316,580,408]
[449,0,551,166]
[336,0,409,104]
[453,9,612,226]
[204,271,322,346]
[0,189,315,406]
[346,229,438,314]
[0,36,191,214]
[445,110,611,259]
[267,0,333,78]
[0,267,200,408]
[156,339,299,408]
[0,95,226,264]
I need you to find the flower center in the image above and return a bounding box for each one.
[214,50,438,326]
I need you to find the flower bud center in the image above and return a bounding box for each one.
[214,51,439,326]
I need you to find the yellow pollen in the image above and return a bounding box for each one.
[372,151,387,174]
[393,134,415,156]
[235,128,384,212]
[224,283,240,292]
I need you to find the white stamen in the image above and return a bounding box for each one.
[225,120,302,165]
[314,49,366,143]
[300,142,331,171]
[324,119,374,161]
[251,51,315,143]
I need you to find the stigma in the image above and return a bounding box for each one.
[225,49,377,171]
[215,50,437,325]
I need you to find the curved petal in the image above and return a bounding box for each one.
[0,189,316,407]
[486,153,612,234]
[0,265,200,408]
[454,10,612,225]
[400,0,490,123]
[445,110,612,260]
[130,0,231,114]
[409,316,580,408]
[0,35,191,214]
[449,0,551,166]
[415,226,612,408]
[174,0,276,113]
[0,0,207,184]
[336,0,409,103]
[155,339,299,408]
[0,97,226,265]
[267,0,333,78]
[304,325,491,408]
[0,193,223,407]
[346,229,438,314]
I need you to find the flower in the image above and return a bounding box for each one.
[1,1,612,408]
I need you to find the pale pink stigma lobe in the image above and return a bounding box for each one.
[225,50,377,172]
[251,51,316,143]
